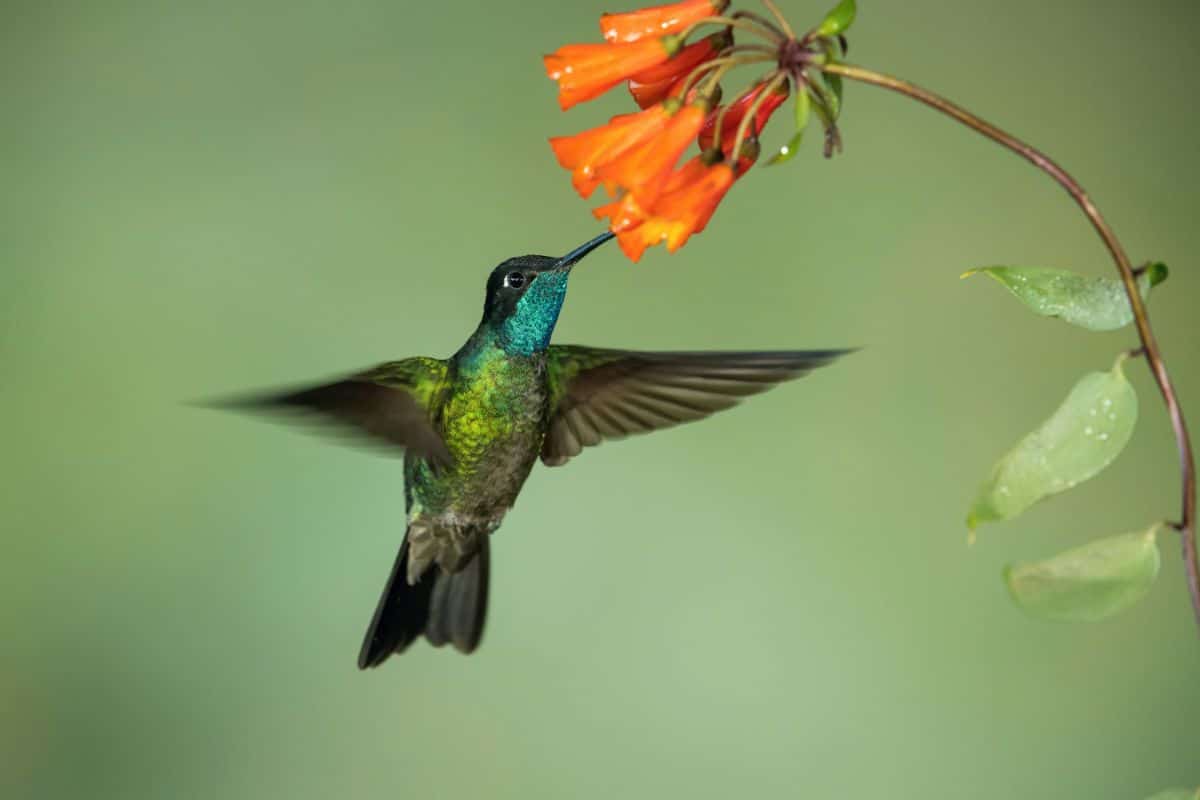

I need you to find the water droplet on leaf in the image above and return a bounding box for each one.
[967,356,1138,530]
[962,265,1167,331]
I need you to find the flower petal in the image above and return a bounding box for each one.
[544,39,677,110]
[601,0,728,44]
[595,104,707,200]
[626,32,727,108]
[616,218,674,261]
[606,159,734,261]
[549,105,672,197]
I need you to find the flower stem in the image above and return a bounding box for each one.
[709,85,746,152]
[730,71,787,168]
[722,43,780,58]
[731,9,786,39]
[677,54,770,103]
[759,0,795,39]
[821,60,1200,633]
[677,15,786,45]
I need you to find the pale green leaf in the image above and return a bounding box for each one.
[816,0,856,37]
[1005,526,1161,622]
[967,356,1138,530]
[767,131,805,165]
[963,263,1168,332]
[767,89,810,165]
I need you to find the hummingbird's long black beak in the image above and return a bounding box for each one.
[552,230,615,271]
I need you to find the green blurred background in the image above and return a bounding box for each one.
[4,1,1198,797]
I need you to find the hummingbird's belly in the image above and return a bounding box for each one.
[409,374,548,521]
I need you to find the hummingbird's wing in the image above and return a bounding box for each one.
[541,347,851,466]
[217,357,453,468]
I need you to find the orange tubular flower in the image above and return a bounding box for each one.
[592,155,707,231]
[698,81,790,154]
[654,160,735,243]
[544,38,680,110]
[594,102,708,201]
[603,158,736,261]
[549,104,673,197]
[601,0,729,44]
[627,32,727,109]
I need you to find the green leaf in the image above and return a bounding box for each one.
[967,356,1138,530]
[768,132,804,166]
[795,86,811,130]
[767,89,810,165]
[1005,526,1162,622]
[1144,790,1200,800]
[963,263,1169,332]
[816,0,856,37]
[827,73,844,117]
[807,74,841,124]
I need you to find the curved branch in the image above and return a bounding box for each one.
[820,61,1200,631]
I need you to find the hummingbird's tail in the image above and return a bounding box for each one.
[357,529,490,668]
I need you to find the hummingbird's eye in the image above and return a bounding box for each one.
[504,271,527,290]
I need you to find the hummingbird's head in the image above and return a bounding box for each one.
[482,232,613,356]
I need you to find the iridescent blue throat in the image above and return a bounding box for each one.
[498,270,569,356]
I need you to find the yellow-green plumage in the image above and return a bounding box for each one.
[405,341,551,565]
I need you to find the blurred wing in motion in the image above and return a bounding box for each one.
[212,357,452,468]
[541,347,852,466]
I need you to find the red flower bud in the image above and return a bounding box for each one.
[627,32,727,109]
[697,80,789,154]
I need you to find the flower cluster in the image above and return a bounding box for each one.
[544,0,855,261]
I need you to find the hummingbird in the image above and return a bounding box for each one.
[228,232,849,668]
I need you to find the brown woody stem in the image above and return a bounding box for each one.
[820,61,1200,632]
